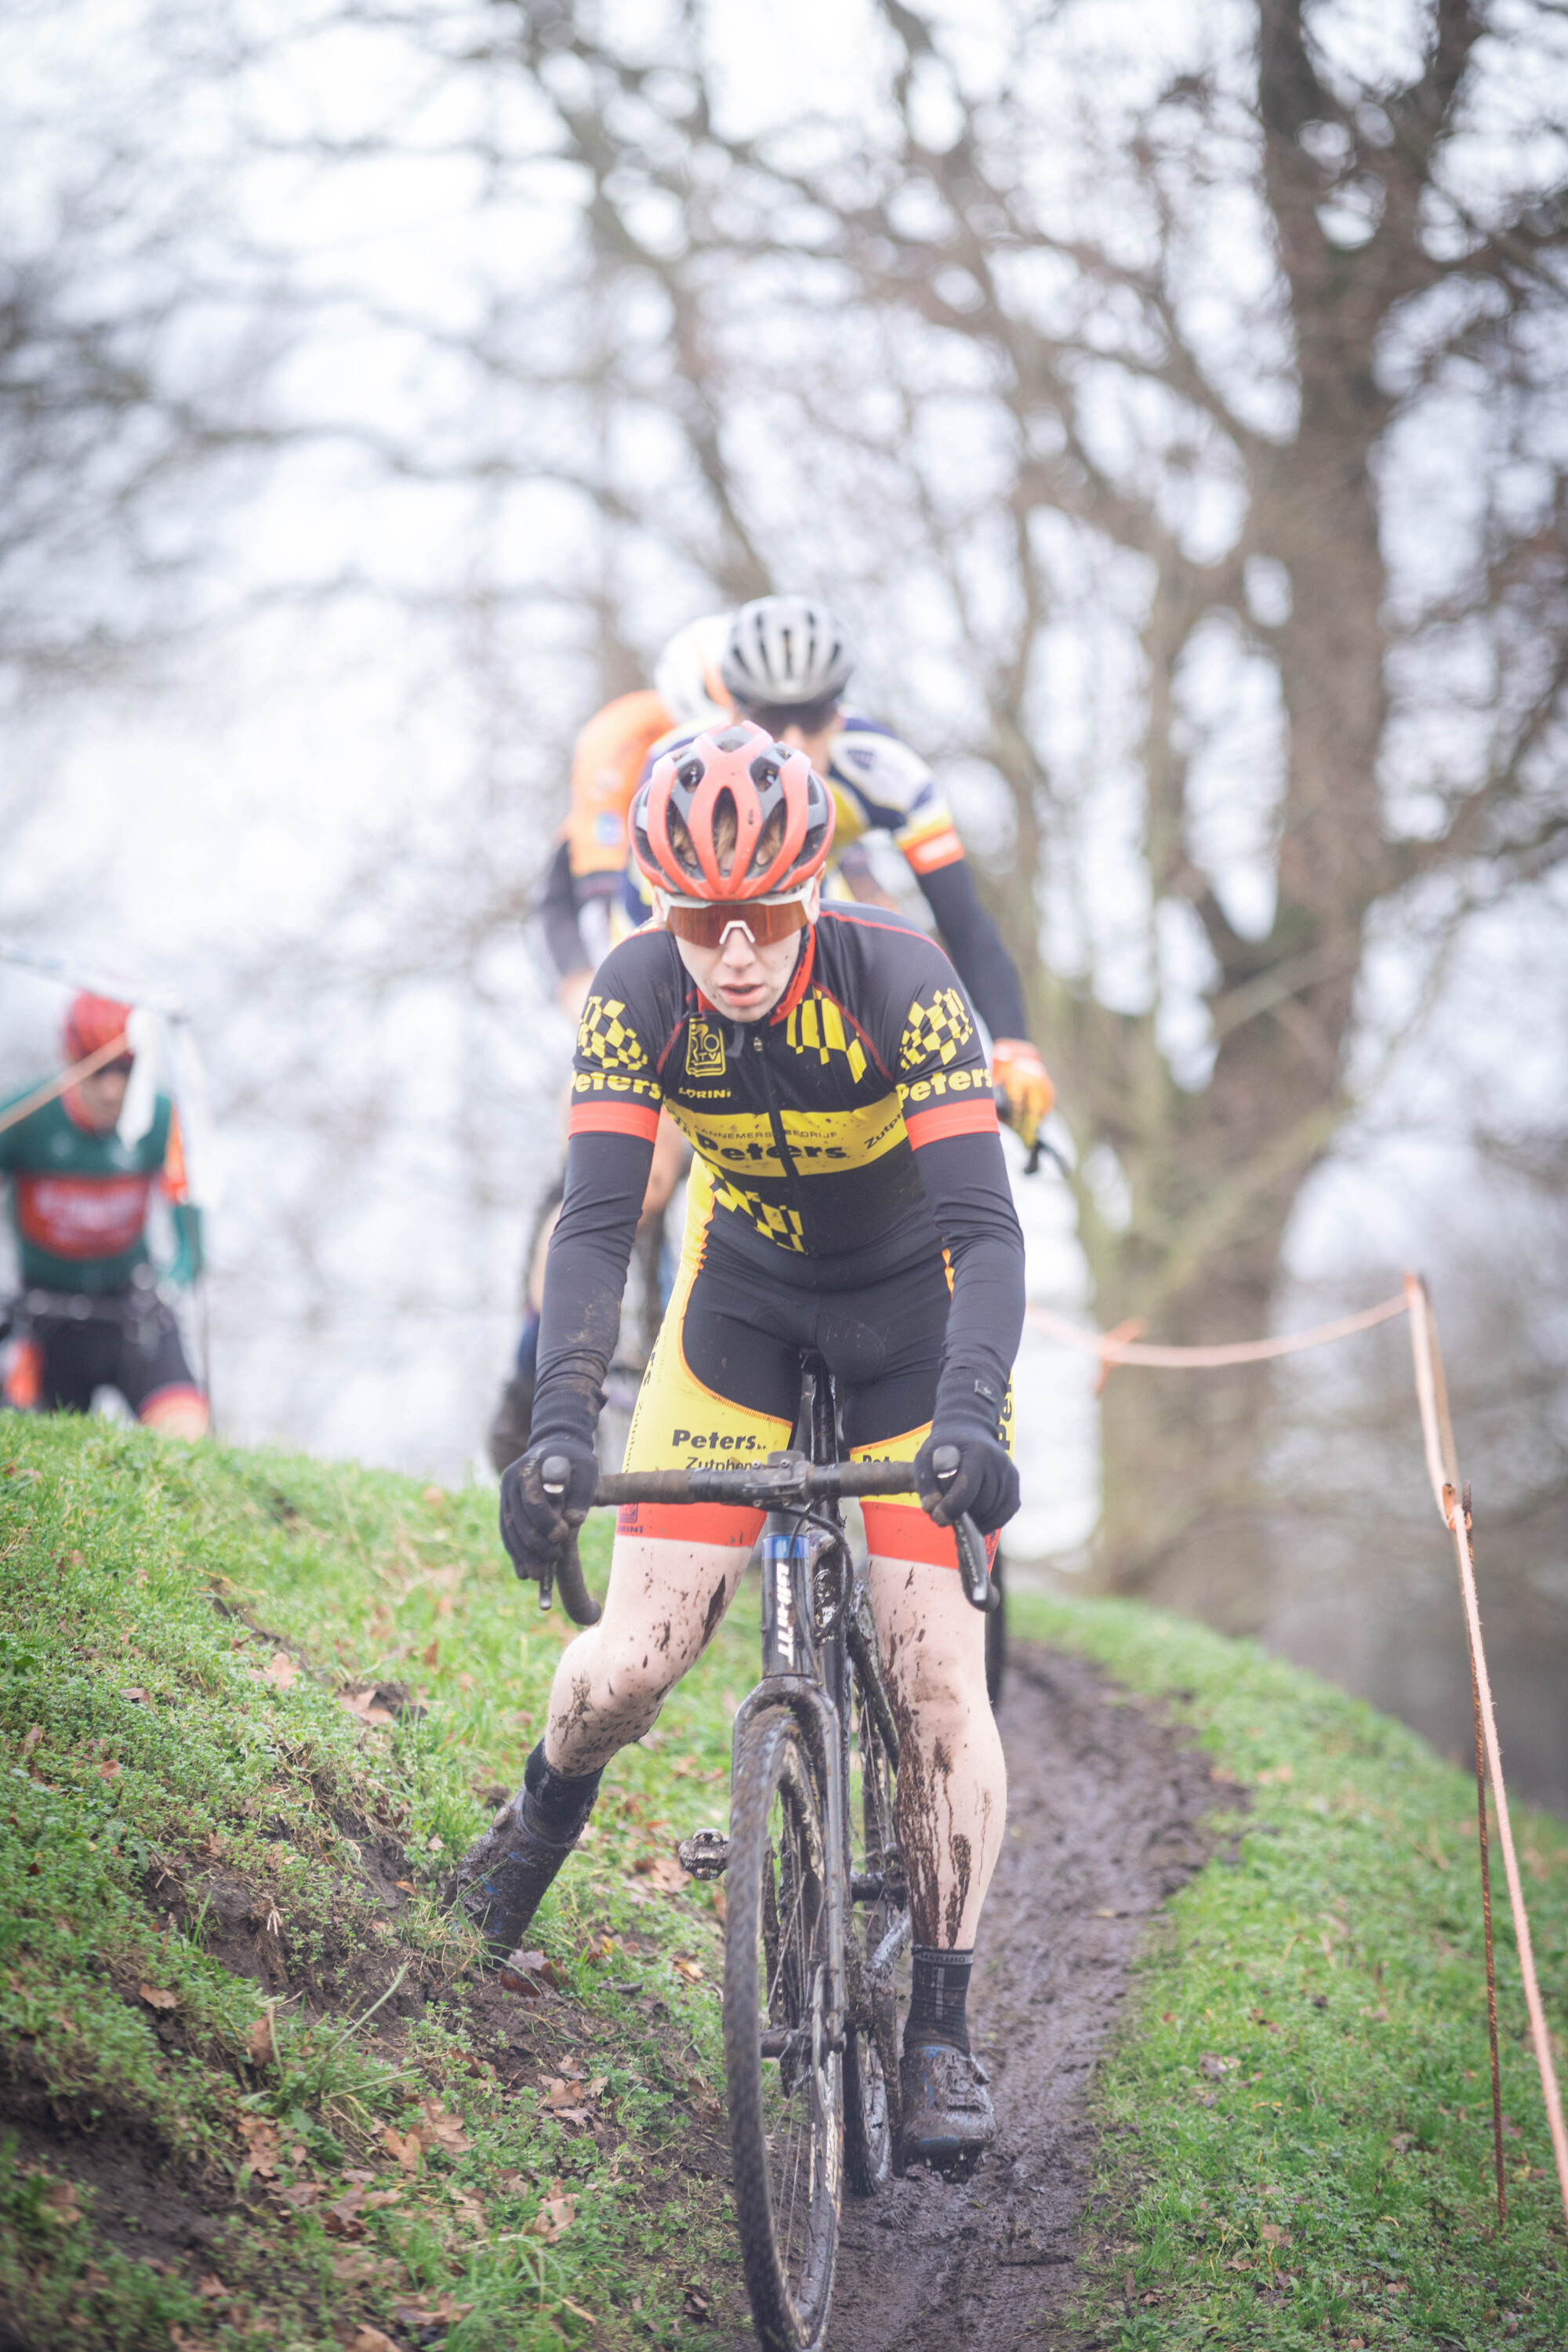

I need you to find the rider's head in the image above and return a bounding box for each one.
[654,612,734,731]
[62,990,135,1133]
[720,595,853,743]
[630,722,835,1023]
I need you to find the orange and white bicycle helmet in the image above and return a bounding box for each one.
[631,723,835,905]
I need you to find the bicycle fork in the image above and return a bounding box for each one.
[731,1512,851,2053]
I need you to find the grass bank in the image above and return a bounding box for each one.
[1010,1590,1568,2350]
[1,1412,751,2352]
[8,1414,1567,2352]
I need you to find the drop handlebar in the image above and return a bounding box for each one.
[534,1448,999,1624]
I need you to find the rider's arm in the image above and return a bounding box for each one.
[530,1127,655,1452]
[540,838,592,987]
[873,938,1025,1423]
[907,1117,1025,1430]
[834,717,1033,1047]
[528,942,667,1451]
[913,858,1030,1046]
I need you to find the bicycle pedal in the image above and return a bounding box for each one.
[677,1830,730,1880]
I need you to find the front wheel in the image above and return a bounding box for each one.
[725,1706,842,2352]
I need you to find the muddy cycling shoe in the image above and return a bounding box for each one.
[898,2042,996,2175]
[453,1746,601,1955]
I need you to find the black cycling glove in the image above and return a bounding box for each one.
[499,1439,600,1583]
[913,1429,1019,1539]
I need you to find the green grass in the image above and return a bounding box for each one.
[1009,1589,1568,2350]
[1,1412,752,2352]
[9,1414,1567,2352]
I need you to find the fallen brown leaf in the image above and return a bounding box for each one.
[238,2115,281,2178]
[382,2125,422,2170]
[519,1949,569,1988]
[393,2296,474,2331]
[1260,2223,1293,2248]
[247,2016,274,2066]
[20,1725,42,1755]
[263,1653,299,1690]
[96,1759,121,1782]
[343,2329,399,2352]
[138,1983,177,2012]
[195,2274,230,2303]
[532,2183,575,2241]
[1198,2053,1237,2080]
[39,2180,82,2227]
[339,1687,395,1727]
[421,1638,440,1668]
[394,1878,416,1893]
[421,2096,470,2153]
[422,1484,445,1503]
[634,1852,691,1894]
[121,1687,151,1704]
[276,2180,321,2209]
[323,2190,368,2241]
[682,2285,712,2320]
[673,1955,704,1983]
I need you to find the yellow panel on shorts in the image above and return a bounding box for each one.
[622,1231,793,1477]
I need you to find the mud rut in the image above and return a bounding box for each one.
[741,1642,1239,2352]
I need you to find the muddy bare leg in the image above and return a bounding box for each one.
[544,1534,750,1774]
[869,1552,1007,1950]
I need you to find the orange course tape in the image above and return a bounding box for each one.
[0,1032,132,1138]
[1025,1272,1568,2229]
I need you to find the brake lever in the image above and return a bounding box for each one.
[539,1455,602,1626]
[931,1445,1001,1614]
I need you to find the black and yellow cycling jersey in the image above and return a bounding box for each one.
[531,905,1025,1508]
[568,904,1003,1282]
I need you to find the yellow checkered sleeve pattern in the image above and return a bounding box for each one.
[577,995,648,1073]
[898,985,975,1074]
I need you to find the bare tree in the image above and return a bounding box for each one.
[416,0,1567,1615]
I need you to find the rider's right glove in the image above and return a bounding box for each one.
[499,1439,600,1584]
[913,1428,1019,1539]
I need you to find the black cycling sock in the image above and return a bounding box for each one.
[521,1743,604,1841]
[906,1944,974,2054]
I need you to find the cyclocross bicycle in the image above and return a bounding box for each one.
[539,1367,997,2352]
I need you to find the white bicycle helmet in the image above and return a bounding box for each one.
[720,594,854,710]
[653,611,733,729]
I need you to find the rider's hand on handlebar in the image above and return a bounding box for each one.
[499,1439,599,1582]
[913,1429,1019,1538]
[991,1040,1054,1152]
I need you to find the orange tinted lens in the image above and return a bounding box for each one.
[664,898,809,948]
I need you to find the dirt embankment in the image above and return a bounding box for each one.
[822,1642,1243,2352]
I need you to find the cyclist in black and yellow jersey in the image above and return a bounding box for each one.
[458,722,1025,2165]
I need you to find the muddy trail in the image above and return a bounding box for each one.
[818,1641,1243,2352]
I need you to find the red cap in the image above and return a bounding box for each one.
[63,991,133,1064]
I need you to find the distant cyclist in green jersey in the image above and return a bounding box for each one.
[0,992,209,1438]
[459,723,1025,2168]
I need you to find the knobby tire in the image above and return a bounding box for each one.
[725,1706,842,2352]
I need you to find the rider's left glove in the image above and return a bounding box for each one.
[913,1428,1019,1539]
[991,1040,1054,1152]
[499,1439,599,1584]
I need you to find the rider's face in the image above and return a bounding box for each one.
[671,880,821,1022]
[73,1067,130,1133]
